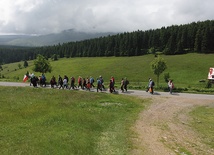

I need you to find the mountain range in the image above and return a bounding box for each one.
[0,29,117,47]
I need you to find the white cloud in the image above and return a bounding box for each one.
[0,0,213,35]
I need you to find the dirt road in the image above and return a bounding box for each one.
[130,91,214,155]
[1,82,214,154]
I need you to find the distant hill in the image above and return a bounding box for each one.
[0,29,117,47]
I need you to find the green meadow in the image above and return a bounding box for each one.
[0,86,147,154]
[190,105,214,149]
[0,53,214,92]
[1,53,214,154]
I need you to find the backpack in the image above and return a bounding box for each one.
[152,81,155,86]
[126,80,129,85]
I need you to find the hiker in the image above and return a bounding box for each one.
[29,73,34,86]
[167,79,171,91]
[146,78,151,92]
[109,79,114,93]
[63,75,68,89]
[82,78,87,89]
[65,75,69,86]
[168,80,174,94]
[149,79,155,94]
[78,76,82,89]
[50,75,56,88]
[99,76,105,90]
[90,76,95,88]
[121,78,124,92]
[111,76,115,92]
[40,73,46,87]
[97,78,102,92]
[86,81,91,91]
[124,77,129,92]
[70,76,77,90]
[58,75,63,89]
[31,75,38,87]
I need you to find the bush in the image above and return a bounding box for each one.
[205,80,212,88]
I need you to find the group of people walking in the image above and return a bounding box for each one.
[27,72,174,94]
[146,78,174,94]
[28,73,129,93]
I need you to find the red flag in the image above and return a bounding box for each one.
[23,75,28,82]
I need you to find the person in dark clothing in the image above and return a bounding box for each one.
[32,76,38,87]
[41,73,46,87]
[97,78,102,92]
[50,76,56,88]
[82,78,87,89]
[124,77,129,92]
[58,75,63,89]
[70,77,77,90]
[109,79,114,93]
[121,78,124,92]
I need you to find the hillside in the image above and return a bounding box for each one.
[0,53,213,90]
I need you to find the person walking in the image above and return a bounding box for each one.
[124,77,129,92]
[111,76,115,92]
[63,75,68,89]
[78,76,82,89]
[58,75,63,89]
[121,78,124,92]
[50,75,56,88]
[168,80,174,94]
[90,76,95,88]
[109,79,114,93]
[99,76,105,90]
[96,78,102,92]
[149,79,155,94]
[146,78,151,92]
[70,76,77,90]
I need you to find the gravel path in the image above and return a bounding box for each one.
[0,81,213,100]
[1,81,214,155]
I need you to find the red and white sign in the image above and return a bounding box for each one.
[208,68,214,79]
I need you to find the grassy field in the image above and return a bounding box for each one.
[1,53,214,154]
[0,53,214,92]
[0,86,147,155]
[189,105,214,149]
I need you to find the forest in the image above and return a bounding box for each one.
[0,20,214,64]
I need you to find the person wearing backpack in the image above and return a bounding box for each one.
[168,80,174,94]
[97,78,102,92]
[70,76,77,90]
[149,79,155,94]
[120,78,124,92]
[58,75,63,89]
[124,77,129,92]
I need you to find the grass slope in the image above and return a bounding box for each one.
[1,53,213,89]
[190,105,214,149]
[0,86,146,154]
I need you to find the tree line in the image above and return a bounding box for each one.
[0,20,214,64]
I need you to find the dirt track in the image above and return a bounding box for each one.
[130,93,214,155]
[1,82,214,154]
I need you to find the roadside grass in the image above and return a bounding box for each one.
[1,53,214,92]
[189,105,214,149]
[0,86,147,155]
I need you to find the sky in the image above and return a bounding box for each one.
[0,0,213,35]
